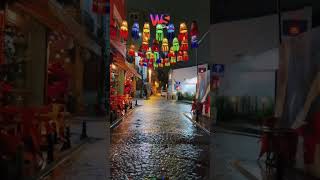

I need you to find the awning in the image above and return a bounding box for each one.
[13,0,68,34]
[13,0,101,56]
[113,56,142,79]
[110,38,126,58]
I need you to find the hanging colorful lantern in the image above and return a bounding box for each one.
[139,59,144,66]
[120,20,129,41]
[178,22,188,41]
[177,51,183,62]
[149,54,154,68]
[138,49,145,58]
[190,21,199,49]
[153,62,158,69]
[183,51,189,61]
[152,40,160,52]
[154,51,160,62]
[146,47,152,59]
[159,58,164,68]
[191,35,199,49]
[143,58,148,67]
[161,38,169,54]
[131,22,140,41]
[180,36,189,51]
[167,23,175,42]
[168,47,176,65]
[128,44,135,57]
[156,24,164,42]
[143,22,151,40]
[172,37,180,52]
[141,36,149,51]
[190,21,199,37]
[164,57,170,67]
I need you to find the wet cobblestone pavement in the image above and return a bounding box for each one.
[111,96,210,179]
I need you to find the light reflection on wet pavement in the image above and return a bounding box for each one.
[111,96,210,179]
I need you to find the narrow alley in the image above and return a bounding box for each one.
[111,96,210,179]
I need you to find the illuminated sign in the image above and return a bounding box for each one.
[150,14,171,26]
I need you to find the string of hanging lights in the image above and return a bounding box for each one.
[115,19,199,70]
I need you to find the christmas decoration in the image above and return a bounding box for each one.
[154,51,160,63]
[156,24,164,42]
[159,58,164,68]
[128,44,135,57]
[178,22,188,41]
[142,22,151,40]
[146,47,152,59]
[141,36,149,51]
[161,38,169,54]
[164,57,170,67]
[152,39,160,52]
[120,20,129,41]
[180,36,188,51]
[190,21,199,37]
[191,35,199,48]
[167,23,175,42]
[177,51,183,62]
[131,22,140,41]
[183,51,189,61]
[168,47,176,65]
[172,37,180,52]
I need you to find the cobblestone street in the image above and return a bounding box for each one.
[111,96,210,179]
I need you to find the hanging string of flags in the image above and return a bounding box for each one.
[113,14,199,69]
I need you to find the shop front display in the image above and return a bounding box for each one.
[46,31,73,104]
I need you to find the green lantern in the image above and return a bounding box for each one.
[172,37,180,52]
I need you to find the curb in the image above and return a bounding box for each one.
[110,105,140,129]
[231,160,260,180]
[183,112,211,136]
[36,138,90,179]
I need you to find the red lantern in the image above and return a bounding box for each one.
[120,20,129,41]
[178,22,188,41]
[128,44,135,57]
[177,51,183,62]
[141,36,149,51]
[180,37,188,51]
[152,39,159,52]
[139,59,143,66]
[164,57,170,67]
[138,51,145,58]
[190,21,199,37]
[183,51,189,61]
